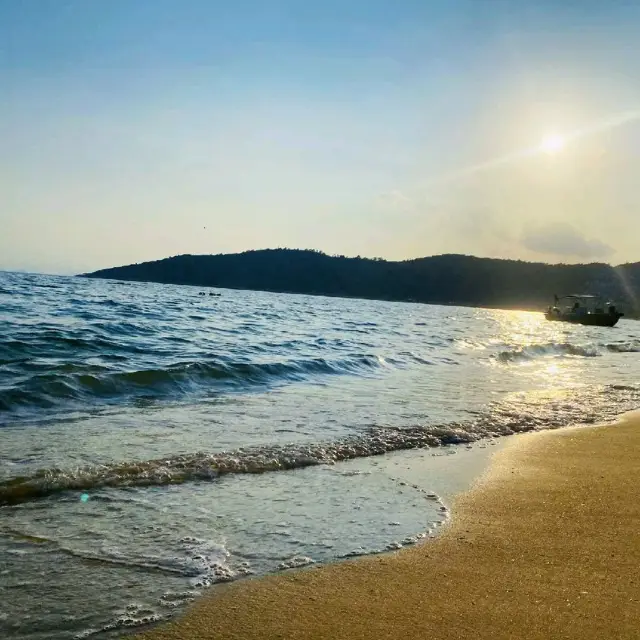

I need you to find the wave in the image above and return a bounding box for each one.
[3,383,637,506]
[497,342,599,363]
[0,355,385,413]
[604,341,640,353]
[0,426,482,504]
[0,332,148,361]
[497,339,640,362]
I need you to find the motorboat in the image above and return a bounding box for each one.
[545,294,623,327]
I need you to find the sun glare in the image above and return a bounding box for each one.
[539,133,566,155]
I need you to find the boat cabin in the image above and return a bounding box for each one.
[545,294,623,327]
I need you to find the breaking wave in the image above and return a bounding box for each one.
[3,383,637,506]
[604,341,640,353]
[497,342,600,363]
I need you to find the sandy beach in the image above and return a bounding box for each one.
[138,414,640,640]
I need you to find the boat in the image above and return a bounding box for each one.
[545,294,623,327]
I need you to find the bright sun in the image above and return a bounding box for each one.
[539,133,566,155]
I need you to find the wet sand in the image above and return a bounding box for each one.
[139,413,640,640]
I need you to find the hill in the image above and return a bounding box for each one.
[80,250,640,315]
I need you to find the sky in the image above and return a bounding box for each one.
[2,1,640,274]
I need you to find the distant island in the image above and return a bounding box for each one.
[80,249,640,316]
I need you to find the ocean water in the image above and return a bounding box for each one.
[1,271,639,638]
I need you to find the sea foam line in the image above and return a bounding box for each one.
[3,383,638,506]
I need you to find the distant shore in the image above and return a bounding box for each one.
[80,249,640,318]
[137,413,640,640]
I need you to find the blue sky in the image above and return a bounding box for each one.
[2,1,640,273]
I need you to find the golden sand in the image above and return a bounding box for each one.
[139,414,640,640]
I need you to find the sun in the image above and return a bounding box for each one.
[539,133,566,155]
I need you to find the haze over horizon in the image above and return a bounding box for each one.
[3,1,640,275]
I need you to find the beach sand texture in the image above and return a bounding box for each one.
[139,414,640,640]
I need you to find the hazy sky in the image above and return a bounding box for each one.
[3,1,640,273]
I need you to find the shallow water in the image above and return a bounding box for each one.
[1,271,638,638]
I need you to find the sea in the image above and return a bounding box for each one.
[1,271,639,639]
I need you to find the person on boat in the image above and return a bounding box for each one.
[572,301,587,316]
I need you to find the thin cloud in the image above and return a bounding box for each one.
[521,223,614,260]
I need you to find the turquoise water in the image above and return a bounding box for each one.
[1,271,639,638]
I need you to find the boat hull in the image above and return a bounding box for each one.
[544,312,623,327]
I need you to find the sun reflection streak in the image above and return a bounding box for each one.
[484,308,591,390]
[491,309,552,347]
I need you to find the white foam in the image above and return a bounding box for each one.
[276,556,316,570]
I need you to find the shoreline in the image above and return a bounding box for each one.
[138,414,640,640]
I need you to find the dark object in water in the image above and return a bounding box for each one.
[545,294,623,327]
